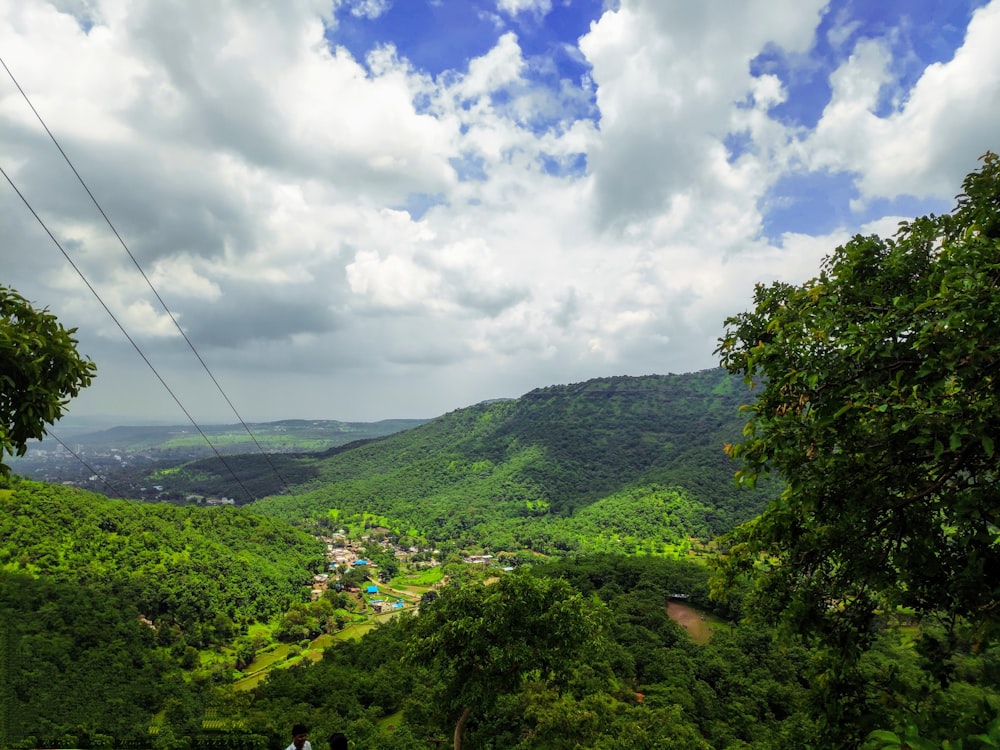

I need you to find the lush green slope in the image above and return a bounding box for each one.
[240,369,775,551]
[220,557,821,749]
[0,478,324,632]
[0,478,325,748]
[0,572,181,748]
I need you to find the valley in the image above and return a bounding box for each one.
[8,418,427,501]
[2,366,999,749]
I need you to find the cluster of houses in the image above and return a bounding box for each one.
[309,529,439,608]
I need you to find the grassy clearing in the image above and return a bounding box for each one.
[378,585,422,602]
[302,648,324,663]
[332,621,377,641]
[198,647,234,668]
[232,671,268,691]
[245,644,291,673]
[377,710,404,731]
[396,566,444,587]
[311,633,338,649]
[231,642,313,691]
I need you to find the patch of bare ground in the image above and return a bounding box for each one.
[666,601,714,644]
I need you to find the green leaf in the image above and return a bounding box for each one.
[866,729,902,742]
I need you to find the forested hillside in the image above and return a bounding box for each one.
[0,570,199,746]
[164,369,775,553]
[0,478,323,633]
[0,477,328,747]
[172,556,1000,749]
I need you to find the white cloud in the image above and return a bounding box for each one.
[347,0,390,19]
[579,0,826,228]
[751,74,786,108]
[803,38,895,171]
[825,5,861,51]
[141,258,222,304]
[346,249,441,312]
[455,31,525,101]
[1,0,994,422]
[497,0,552,16]
[803,1,1000,202]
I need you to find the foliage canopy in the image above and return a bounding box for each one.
[1,478,322,632]
[716,153,1000,654]
[0,286,95,475]
[407,571,608,748]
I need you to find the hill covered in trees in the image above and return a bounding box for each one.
[149,369,774,554]
[0,478,322,636]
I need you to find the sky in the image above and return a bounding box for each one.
[1,0,999,425]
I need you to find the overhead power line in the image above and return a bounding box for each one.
[0,54,297,501]
[0,162,257,505]
[45,430,128,500]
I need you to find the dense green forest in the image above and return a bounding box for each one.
[0,478,323,749]
[4,431,1000,748]
[51,555,991,750]
[1,571,183,746]
[0,478,323,634]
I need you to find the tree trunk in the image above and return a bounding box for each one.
[453,706,472,750]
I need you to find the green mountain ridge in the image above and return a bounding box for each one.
[189,368,778,552]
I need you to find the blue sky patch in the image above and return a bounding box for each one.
[723,131,754,163]
[325,0,601,135]
[762,170,860,241]
[750,0,988,128]
[762,169,953,243]
[327,0,501,76]
[325,0,605,81]
[395,192,447,221]
[507,0,605,82]
[749,43,833,130]
[450,153,489,182]
[539,152,587,178]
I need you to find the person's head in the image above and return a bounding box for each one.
[291,724,309,749]
[328,732,347,750]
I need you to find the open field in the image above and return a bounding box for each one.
[667,601,729,644]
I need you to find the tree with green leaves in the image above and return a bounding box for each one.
[406,570,608,750]
[715,153,1000,663]
[0,286,95,475]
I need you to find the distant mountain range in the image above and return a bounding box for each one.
[11,368,776,553]
[9,418,428,494]
[20,417,429,455]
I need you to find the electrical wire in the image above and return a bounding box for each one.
[0,53,298,501]
[44,430,128,500]
[0,162,257,505]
